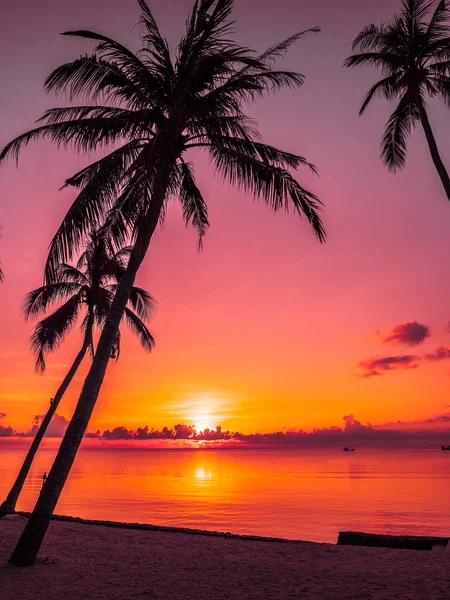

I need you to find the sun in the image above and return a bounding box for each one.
[193,414,214,432]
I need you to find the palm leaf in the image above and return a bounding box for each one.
[123,307,155,352]
[30,294,82,372]
[179,160,210,248]
[381,95,420,170]
[23,282,82,321]
[211,146,325,241]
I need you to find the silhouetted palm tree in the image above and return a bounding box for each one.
[0,232,154,516]
[1,0,325,565]
[344,0,450,200]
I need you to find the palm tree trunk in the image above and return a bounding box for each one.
[416,96,450,202]
[9,169,171,566]
[0,313,94,517]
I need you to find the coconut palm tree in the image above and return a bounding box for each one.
[344,0,450,200]
[1,0,325,565]
[0,232,154,516]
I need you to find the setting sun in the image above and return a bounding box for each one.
[192,413,214,432]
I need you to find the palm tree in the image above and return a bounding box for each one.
[0,232,154,516]
[1,0,325,565]
[344,0,450,200]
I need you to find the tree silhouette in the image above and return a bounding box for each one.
[344,0,450,200]
[0,232,154,516]
[1,0,325,565]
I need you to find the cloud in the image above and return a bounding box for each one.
[357,355,419,378]
[84,430,101,439]
[0,411,15,436]
[382,321,430,347]
[424,346,450,362]
[425,413,450,423]
[343,414,373,431]
[24,414,69,438]
[103,426,133,440]
[0,424,15,437]
[86,416,420,445]
[4,412,450,446]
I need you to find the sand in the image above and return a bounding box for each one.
[1,515,449,600]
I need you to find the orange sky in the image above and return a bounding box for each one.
[2,0,450,437]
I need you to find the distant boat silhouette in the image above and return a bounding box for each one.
[343,447,355,452]
[441,446,450,451]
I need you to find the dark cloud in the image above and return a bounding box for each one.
[5,413,450,446]
[84,430,101,439]
[196,426,232,441]
[343,414,372,431]
[0,411,15,436]
[357,355,419,378]
[24,414,69,438]
[425,413,450,423]
[85,415,445,445]
[424,346,450,362]
[103,426,133,440]
[382,321,430,347]
[0,424,15,437]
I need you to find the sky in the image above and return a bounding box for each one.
[2,0,450,440]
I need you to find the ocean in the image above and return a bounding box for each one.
[1,445,449,543]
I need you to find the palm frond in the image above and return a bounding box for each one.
[137,0,173,75]
[351,23,387,51]
[54,264,89,285]
[127,286,156,320]
[123,306,155,352]
[44,55,148,107]
[23,282,82,321]
[30,294,82,372]
[211,146,325,241]
[200,135,317,171]
[426,0,450,42]
[61,30,158,92]
[44,142,145,283]
[0,118,142,165]
[343,51,403,72]
[258,29,321,66]
[359,73,404,114]
[381,95,420,170]
[179,160,210,248]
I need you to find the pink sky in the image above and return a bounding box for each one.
[2,0,450,437]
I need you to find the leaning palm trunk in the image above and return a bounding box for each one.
[0,315,94,517]
[9,182,167,566]
[415,95,450,202]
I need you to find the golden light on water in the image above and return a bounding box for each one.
[195,467,213,481]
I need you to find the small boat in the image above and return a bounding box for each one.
[441,446,450,451]
[343,447,355,452]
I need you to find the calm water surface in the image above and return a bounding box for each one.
[1,445,449,543]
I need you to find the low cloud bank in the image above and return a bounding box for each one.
[2,412,450,445]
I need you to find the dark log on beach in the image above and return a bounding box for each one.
[338,531,450,551]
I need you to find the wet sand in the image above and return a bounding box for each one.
[1,514,449,599]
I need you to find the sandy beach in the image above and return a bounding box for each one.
[1,515,449,600]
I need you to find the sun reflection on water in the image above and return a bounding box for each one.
[195,467,213,481]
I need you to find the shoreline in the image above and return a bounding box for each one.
[14,512,449,551]
[15,511,313,545]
